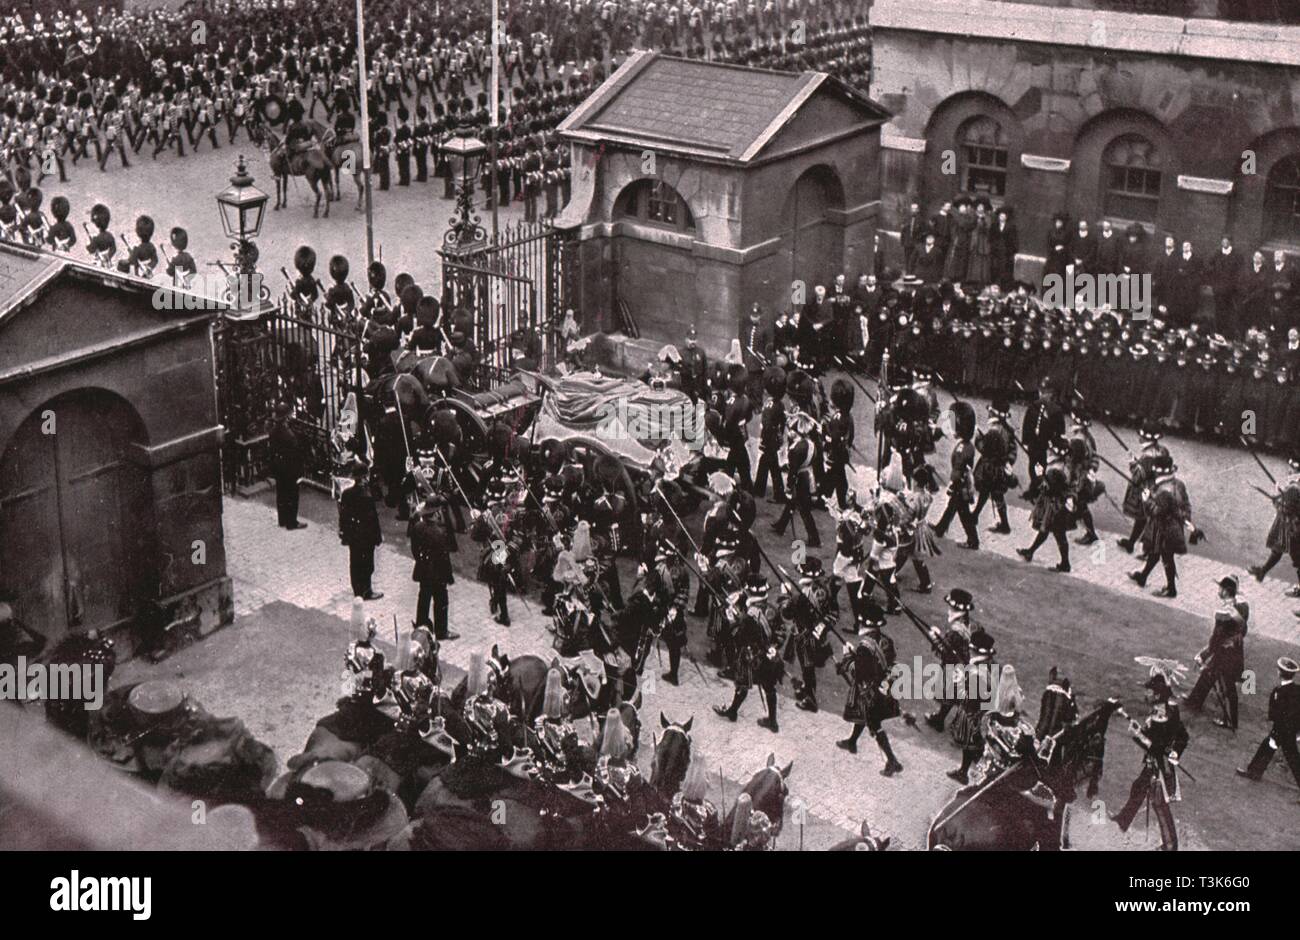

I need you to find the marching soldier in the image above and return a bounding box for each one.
[1066,408,1103,545]
[394,106,412,186]
[1119,420,1170,555]
[946,628,997,784]
[835,598,904,776]
[651,538,691,685]
[713,574,779,730]
[1127,453,1201,599]
[932,400,979,549]
[1017,438,1076,573]
[771,411,821,547]
[753,365,788,503]
[1110,671,1190,851]
[823,378,855,509]
[925,588,977,732]
[1236,656,1300,799]
[1248,448,1300,593]
[1020,376,1065,496]
[971,396,1016,535]
[1183,574,1248,730]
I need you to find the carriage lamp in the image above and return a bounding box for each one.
[215,155,273,319]
[442,125,488,255]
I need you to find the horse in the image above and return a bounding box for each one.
[721,753,793,839]
[649,712,693,800]
[263,124,335,218]
[324,127,365,210]
[927,699,1121,850]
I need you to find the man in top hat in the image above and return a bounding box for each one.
[1110,670,1189,850]
[1248,448,1300,594]
[268,401,307,530]
[339,461,383,600]
[835,597,904,775]
[408,495,461,641]
[1020,376,1065,496]
[1236,656,1300,798]
[1183,574,1247,729]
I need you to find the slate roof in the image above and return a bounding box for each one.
[559,52,889,164]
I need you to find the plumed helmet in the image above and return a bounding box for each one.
[50,195,70,221]
[294,245,317,277]
[951,400,976,441]
[328,254,349,285]
[90,204,111,230]
[830,377,854,412]
[399,283,423,314]
[367,260,387,291]
[169,226,188,251]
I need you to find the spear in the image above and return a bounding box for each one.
[830,356,876,404]
[653,481,701,556]
[1240,435,1278,487]
[1072,387,1131,454]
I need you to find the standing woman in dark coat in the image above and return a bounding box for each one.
[989,208,1018,288]
[339,463,384,600]
[966,197,993,288]
[1042,213,1071,292]
[944,196,974,284]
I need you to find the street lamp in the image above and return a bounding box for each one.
[215,155,272,318]
[442,125,488,255]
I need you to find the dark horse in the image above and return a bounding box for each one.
[722,753,793,841]
[264,124,335,218]
[927,699,1120,850]
[649,712,694,800]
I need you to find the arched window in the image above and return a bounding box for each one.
[615,180,696,232]
[959,115,1008,197]
[1265,155,1300,244]
[1103,133,1162,222]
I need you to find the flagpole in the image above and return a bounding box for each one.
[489,0,500,242]
[356,0,376,267]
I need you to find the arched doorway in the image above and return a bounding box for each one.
[786,165,846,297]
[0,391,155,645]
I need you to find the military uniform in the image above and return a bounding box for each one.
[1238,657,1300,795]
[835,600,903,775]
[1112,676,1189,851]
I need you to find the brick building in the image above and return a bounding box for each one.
[557,51,888,353]
[869,0,1300,278]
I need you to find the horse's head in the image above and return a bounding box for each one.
[649,712,693,797]
[740,753,792,832]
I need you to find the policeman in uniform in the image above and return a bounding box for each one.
[268,401,307,530]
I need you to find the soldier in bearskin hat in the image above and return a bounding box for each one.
[753,365,788,503]
[771,409,821,547]
[835,598,904,775]
[932,399,979,549]
[823,377,855,509]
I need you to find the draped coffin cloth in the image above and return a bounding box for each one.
[533,372,699,472]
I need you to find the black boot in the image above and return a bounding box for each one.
[876,731,903,776]
[713,688,746,721]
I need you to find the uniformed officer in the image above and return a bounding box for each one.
[1237,656,1300,799]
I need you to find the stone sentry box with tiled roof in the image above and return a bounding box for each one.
[556,52,890,356]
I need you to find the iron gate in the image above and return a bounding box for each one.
[215,302,363,492]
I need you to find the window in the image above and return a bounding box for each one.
[959,116,1008,198]
[1265,155,1300,244]
[1103,133,1162,223]
[615,179,696,232]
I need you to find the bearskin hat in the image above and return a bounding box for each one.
[130,214,153,242]
[1068,438,1090,465]
[763,365,786,398]
[416,296,440,326]
[285,97,305,123]
[294,245,317,277]
[487,422,518,462]
[169,226,188,251]
[594,453,623,488]
[727,363,748,394]
[399,283,423,314]
[950,400,976,441]
[18,188,43,213]
[704,408,723,438]
[49,195,70,221]
[394,271,413,297]
[367,260,387,291]
[830,377,854,412]
[430,408,463,446]
[328,254,349,285]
